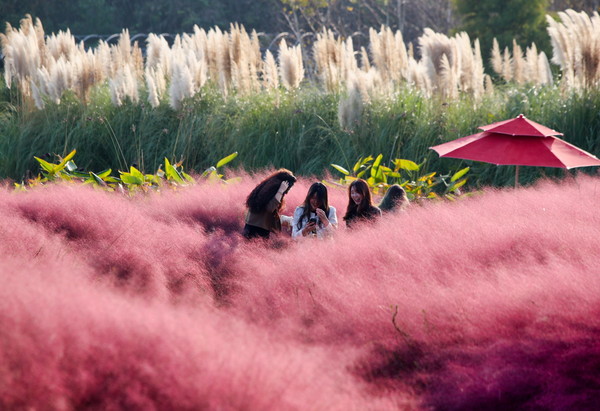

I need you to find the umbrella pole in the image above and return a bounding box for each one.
[515,165,520,187]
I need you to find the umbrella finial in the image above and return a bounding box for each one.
[517,114,525,118]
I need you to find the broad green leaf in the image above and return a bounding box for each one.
[129,166,144,179]
[54,149,77,173]
[450,167,470,182]
[34,156,55,173]
[394,159,419,171]
[70,171,89,179]
[419,172,437,181]
[362,155,374,164]
[90,172,108,186]
[144,174,160,184]
[62,149,77,163]
[357,168,368,179]
[216,152,238,168]
[353,155,373,174]
[376,167,387,183]
[182,171,195,183]
[352,157,363,173]
[449,178,468,190]
[372,154,383,169]
[370,164,378,178]
[97,169,113,179]
[164,158,184,183]
[120,173,143,185]
[330,164,349,175]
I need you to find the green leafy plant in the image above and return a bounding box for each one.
[331,154,469,201]
[20,149,239,192]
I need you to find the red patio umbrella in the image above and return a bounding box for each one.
[478,114,563,137]
[430,114,600,186]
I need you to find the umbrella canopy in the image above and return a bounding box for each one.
[430,131,600,169]
[478,114,563,137]
[430,114,600,186]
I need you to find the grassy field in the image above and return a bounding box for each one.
[2,79,600,188]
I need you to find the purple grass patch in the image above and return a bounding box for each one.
[2,173,600,409]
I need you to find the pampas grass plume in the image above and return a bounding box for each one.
[512,40,525,85]
[338,77,363,130]
[262,50,279,90]
[491,38,502,75]
[278,39,304,90]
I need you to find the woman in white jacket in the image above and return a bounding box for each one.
[292,182,337,239]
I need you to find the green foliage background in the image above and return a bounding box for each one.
[2,78,600,188]
[452,0,552,62]
[0,0,281,35]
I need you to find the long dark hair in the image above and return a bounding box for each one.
[246,169,296,213]
[379,184,407,212]
[343,179,373,220]
[296,182,329,230]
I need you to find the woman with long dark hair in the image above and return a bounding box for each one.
[292,182,338,239]
[343,179,381,228]
[243,169,296,239]
[378,184,409,213]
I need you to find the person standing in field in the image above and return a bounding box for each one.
[378,184,409,213]
[343,179,381,228]
[292,182,338,239]
[243,169,296,239]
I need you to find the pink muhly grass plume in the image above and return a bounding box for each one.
[2,173,600,408]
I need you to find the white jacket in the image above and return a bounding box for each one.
[291,206,338,239]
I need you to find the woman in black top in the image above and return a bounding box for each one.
[343,179,381,228]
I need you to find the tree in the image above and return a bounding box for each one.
[452,0,551,62]
[0,0,281,35]
[278,0,454,48]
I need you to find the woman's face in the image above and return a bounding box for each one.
[309,193,321,211]
[350,186,363,205]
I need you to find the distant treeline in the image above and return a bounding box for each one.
[0,0,282,36]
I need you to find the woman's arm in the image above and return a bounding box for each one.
[316,207,337,237]
[274,180,289,203]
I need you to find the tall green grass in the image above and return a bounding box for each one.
[1,78,599,188]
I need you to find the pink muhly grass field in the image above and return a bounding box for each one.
[1,172,600,410]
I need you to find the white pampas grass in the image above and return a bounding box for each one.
[313,29,359,92]
[169,53,195,110]
[368,25,408,85]
[278,39,304,90]
[262,50,279,90]
[338,79,363,131]
[109,64,139,106]
[538,52,554,85]
[491,38,502,75]
[547,9,600,89]
[512,40,525,85]
[419,28,460,98]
